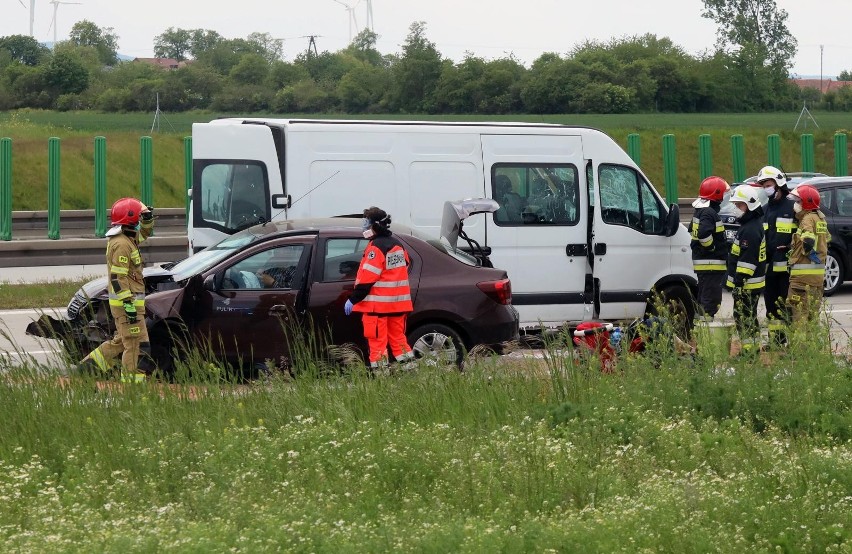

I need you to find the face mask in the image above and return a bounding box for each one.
[793,202,802,213]
[361,218,372,232]
[763,186,776,197]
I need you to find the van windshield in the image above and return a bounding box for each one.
[196,161,271,234]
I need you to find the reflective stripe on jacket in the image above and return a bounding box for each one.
[726,208,767,290]
[106,220,152,308]
[763,196,797,273]
[351,234,414,314]
[690,205,727,272]
[788,210,829,277]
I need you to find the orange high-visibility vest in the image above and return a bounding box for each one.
[352,238,413,314]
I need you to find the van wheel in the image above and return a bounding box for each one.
[407,324,465,367]
[824,250,844,297]
[646,284,694,339]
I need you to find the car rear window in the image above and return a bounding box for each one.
[425,239,479,266]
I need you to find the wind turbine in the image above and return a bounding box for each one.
[332,0,360,43]
[15,0,36,37]
[47,0,82,44]
[363,0,374,32]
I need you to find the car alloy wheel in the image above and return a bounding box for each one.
[408,323,464,367]
[823,252,843,297]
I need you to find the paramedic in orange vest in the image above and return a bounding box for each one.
[344,207,415,369]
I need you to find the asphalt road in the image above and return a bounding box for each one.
[3,283,852,369]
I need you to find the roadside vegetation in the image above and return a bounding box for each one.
[0,319,849,551]
[0,278,89,309]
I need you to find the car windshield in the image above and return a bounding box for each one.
[169,230,264,281]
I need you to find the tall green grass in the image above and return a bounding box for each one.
[0,320,849,551]
[1,110,849,210]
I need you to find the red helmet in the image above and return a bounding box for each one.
[792,185,820,211]
[698,176,729,202]
[110,197,145,226]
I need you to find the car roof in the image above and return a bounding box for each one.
[245,217,415,238]
[792,176,852,189]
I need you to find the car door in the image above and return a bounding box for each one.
[306,235,423,356]
[591,163,675,320]
[481,134,591,328]
[193,240,312,368]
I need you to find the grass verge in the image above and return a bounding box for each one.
[0,279,89,310]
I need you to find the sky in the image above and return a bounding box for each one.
[1,0,850,78]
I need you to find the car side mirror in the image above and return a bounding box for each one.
[665,203,680,237]
[202,274,218,291]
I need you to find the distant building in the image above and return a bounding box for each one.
[790,78,852,93]
[133,57,191,70]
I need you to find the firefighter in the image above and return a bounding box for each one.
[725,186,767,355]
[689,176,729,325]
[79,198,154,382]
[755,166,797,346]
[786,184,829,327]
[344,207,415,370]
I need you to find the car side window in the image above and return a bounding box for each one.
[491,164,580,226]
[598,164,665,235]
[323,238,369,282]
[832,188,852,216]
[222,244,305,290]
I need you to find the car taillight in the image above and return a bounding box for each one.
[477,278,511,305]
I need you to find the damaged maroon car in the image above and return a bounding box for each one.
[28,200,519,377]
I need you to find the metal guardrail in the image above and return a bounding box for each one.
[1,202,696,268]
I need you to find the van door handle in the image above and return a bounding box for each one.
[594,243,607,255]
[566,244,588,256]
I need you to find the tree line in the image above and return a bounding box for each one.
[1,2,851,115]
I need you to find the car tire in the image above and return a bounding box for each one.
[823,250,844,297]
[407,323,465,367]
[646,284,695,339]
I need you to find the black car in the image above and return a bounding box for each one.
[28,200,520,376]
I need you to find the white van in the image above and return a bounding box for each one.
[190,118,696,328]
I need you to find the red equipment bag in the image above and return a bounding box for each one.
[572,322,615,373]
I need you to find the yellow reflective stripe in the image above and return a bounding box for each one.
[762,222,769,230]
[816,221,828,234]
[699,235,713,247]
[715,224,725,232]
[800,231,817,241]
[116,290,132,300]
[694,265,726,271]
[731,244,741,255]
[743,282,765,290]
[791,268,825,276]
[736,262,756,275]
[776,222,794,233]
[110,266,129,275]
[772,261,789,272]
[120,372,146,383]
[90,348,110,372]
[130,250,141,264]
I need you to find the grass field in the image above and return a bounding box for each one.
[1,109,850,211]
[0,325,849,551]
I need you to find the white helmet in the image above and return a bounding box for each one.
[729,185,762,211]
[757,165,787,189]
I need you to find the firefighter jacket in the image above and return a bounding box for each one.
[763,195,797,274]
[788,210,829,281]
[690,204,727,272]
[106,220,153,310]
[350,233,414,314]
[726,207,767,290]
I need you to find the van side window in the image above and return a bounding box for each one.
[598,164,666,235]
[492,165,579,226]
[196,161,270,234]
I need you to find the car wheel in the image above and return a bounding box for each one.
[646,284,695,339]
[823,250,844,297]
[407,323,465,367]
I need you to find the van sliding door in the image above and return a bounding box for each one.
[481,134,591,328]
